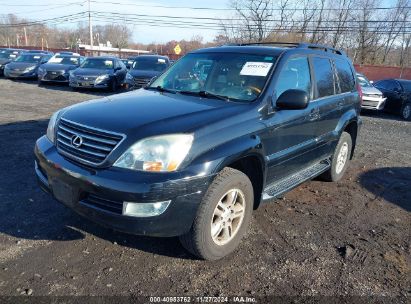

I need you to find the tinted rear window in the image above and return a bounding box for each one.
[335,59,355,92]
[312,57,335,98]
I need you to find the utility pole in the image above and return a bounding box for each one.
[88,0,93,54]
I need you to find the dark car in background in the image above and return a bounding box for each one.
[35,43,361,260]
[69,56,128,91]
[374,78,411,120]
[38,54,84,84]
[0,48,26,76]
[128,55,170,88]
[4,52,53,79]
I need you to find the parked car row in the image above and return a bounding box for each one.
[0,48,171,92]
[357,73,411,120]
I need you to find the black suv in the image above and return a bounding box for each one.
[374,78,411,120]
[35,43,362,260]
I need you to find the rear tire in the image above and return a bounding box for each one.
[320,131,352,182]
[401,103,411,121]
[179,167,253,260]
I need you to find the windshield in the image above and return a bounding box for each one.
[48,55,80,65]
[132,58,168,72]
[15,54,42,63]
[0,50,18,59]
[149,52,278,102]
[357,74,373,87]
[80,58,113,69]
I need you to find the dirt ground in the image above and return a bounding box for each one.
[0,78,409,300]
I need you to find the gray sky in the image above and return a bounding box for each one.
[1,0,228,43]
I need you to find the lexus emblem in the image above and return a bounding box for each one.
[71,135,83,148]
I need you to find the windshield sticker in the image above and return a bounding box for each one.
[158,58,166,63]
[9,54,16,58]
[49,57,63,63]
[33,56,41,59]
[240,62,273,77]
[104,60,113,67]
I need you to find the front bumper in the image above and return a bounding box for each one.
[34,136,214,237]
[4,69,37,79]
[69,79,109,89]
[361,95,386,110]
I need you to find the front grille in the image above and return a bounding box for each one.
[56,118,124,166]
[77,75,98,81]
[133,77,151,88]
[81,193,123,214]
[45,71,66,81]
[363,93,382,98]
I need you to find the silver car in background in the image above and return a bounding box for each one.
[357,73,386,110]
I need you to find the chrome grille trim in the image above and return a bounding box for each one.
[56,118,126,166]
[133,77,151,88]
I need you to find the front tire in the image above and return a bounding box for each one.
[401,103,411,121]
[179,168,253,260]
[320,131,352,182]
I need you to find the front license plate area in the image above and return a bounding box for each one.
[50,178,77,206]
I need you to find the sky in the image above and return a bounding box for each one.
[0,0,229,44]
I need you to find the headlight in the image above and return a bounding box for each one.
[38,67,45,75]
[24,66,36,73]
[125,73,133,80]
[114,134,193,172]
[46,111,62,143]
[95,74,110,83]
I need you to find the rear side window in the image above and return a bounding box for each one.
[335,59,355,92]
[275,57,311,98]
[312,57,335,98]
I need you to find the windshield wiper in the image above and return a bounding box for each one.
[146,86,176,94]
[179,90,230,101]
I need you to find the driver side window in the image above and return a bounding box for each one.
[275,57,311,99]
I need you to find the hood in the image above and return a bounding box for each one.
[129,69,162,78]
[61,89,247,139]
[6,61,38,70]
[72,68,113,76]
[41,63,77,72]
[361,85,382,95]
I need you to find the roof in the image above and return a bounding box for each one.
[87,56,118,60]
[135,54,169,60]
[191,42,347,58]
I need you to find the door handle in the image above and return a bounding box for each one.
[309,108,320,120]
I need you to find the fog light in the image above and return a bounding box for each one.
[123,201,171,217]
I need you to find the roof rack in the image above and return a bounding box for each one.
[226,41,345,56]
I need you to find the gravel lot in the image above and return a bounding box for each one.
[0,78,409,299]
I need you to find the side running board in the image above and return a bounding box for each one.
[262,159,331,201]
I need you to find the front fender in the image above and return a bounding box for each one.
[188,134,265,175]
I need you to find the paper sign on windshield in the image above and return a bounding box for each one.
[240,62,273,77]
[158,58,166,63]
[49,57,63,63]
[34,56,41,59]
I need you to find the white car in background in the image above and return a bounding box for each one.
[357,73,386,110]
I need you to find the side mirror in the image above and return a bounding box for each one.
[115,66,122,71]
[275,89,309,110]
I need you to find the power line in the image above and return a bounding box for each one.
[88,0,411,12]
